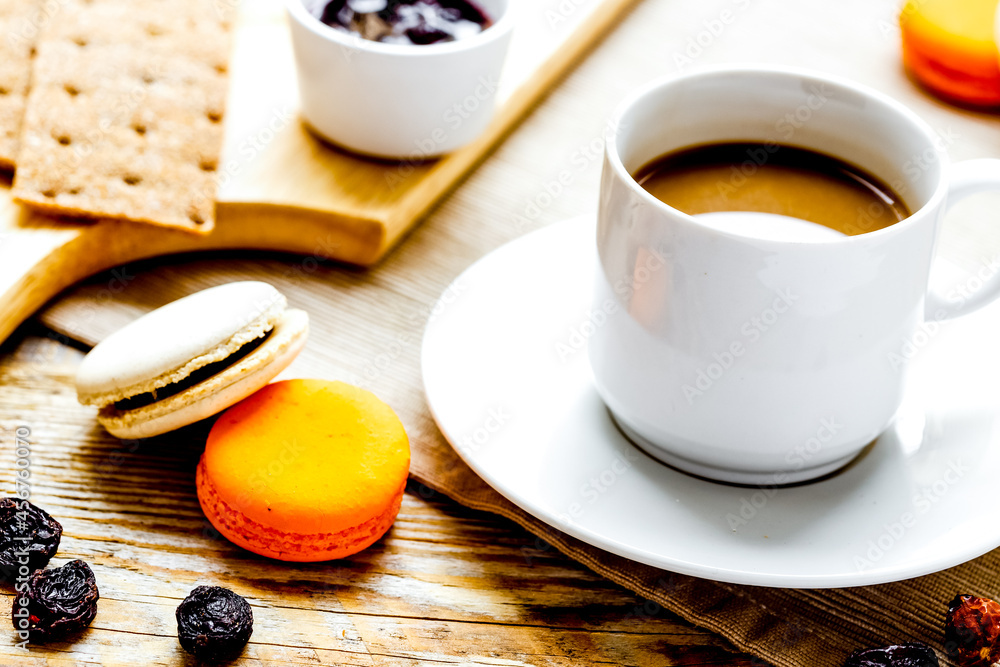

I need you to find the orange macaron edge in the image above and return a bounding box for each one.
[196,379,411,562]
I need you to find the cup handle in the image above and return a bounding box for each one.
[924,159,1000,320]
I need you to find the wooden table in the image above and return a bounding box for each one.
[4,0,1000,664]
[0,333,756,665]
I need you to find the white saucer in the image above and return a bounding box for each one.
[422,216,1000,588]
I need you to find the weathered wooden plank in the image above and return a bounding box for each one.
[0,333,756,665]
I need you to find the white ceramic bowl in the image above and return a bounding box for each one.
[286,0,514,160]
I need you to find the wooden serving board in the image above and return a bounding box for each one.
[0,0,640,345]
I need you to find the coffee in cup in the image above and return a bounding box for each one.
[634,142,910,238]
[590,66,1000,484]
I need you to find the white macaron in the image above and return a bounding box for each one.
[76,281,309,439]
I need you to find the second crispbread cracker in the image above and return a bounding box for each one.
[0,0,43,169]
[12,0,233,233]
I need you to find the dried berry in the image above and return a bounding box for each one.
[12,560,99,642]
[844,642,939,666]
[176,586,253,662]
[945,594,1000,665]
[0,498,62,581]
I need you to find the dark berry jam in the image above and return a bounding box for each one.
[314,0,493,46]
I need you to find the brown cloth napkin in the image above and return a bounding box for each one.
[38,260,993,667]
[411,436,990,667]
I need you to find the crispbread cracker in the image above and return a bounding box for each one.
[0,0,43,169]
[12,0,233,232]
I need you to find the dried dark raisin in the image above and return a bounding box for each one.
[0,498,62,581]
[13,559,99,642]
[176,586,253,662]
[844,642,939,666]
[945,594,1000,665]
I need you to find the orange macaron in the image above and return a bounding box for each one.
[196,379,410,561]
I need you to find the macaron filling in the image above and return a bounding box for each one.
[111,331,273,412]
[75,282,311,439]
[76,282,291,409]
[94,309,309,439]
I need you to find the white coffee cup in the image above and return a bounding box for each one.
[589,65,1000,485]
[286,0,513,160]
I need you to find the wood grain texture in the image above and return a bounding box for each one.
[5,0,1000,665]
[0,0,642,347]
[0,334,757,666]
